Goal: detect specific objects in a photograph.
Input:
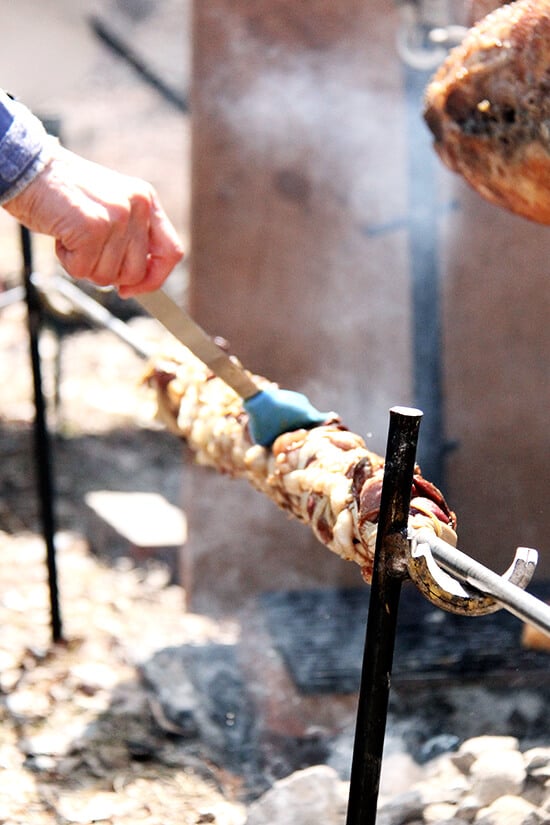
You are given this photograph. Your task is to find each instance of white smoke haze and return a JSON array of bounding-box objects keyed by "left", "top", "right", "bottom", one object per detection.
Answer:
[{"left": 201, "top": 7, "right": 408, "bottom": 229}]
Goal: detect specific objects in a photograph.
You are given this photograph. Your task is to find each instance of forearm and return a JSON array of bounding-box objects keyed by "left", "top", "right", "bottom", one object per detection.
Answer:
[
  {"left": 0, "top": 89, "right": 183, "bottom": 295},
  {"left": 0, "top": 89, "right": 52, "bottom": 205}
]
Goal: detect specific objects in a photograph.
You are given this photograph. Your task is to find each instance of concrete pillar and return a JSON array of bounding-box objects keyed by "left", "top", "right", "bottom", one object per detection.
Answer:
[
  {"left": 184, "top": 0, "right": 550, "bottom": 613},
  {"left": 441, "top": 181, "right": 550, "bottom": 577},
  {"left": 185, "top": 0, "right": 411, "bottom": 612}
]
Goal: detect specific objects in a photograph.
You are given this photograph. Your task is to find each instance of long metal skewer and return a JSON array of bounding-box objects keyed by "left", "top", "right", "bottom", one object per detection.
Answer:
[{"left": 411, "top": 529, "right": 550, "bottom": 636}]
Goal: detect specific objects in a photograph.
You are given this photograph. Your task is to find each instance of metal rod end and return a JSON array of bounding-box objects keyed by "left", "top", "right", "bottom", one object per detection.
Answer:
[{"left": 390, "top": 405, "right": 424, "bottom": 418}]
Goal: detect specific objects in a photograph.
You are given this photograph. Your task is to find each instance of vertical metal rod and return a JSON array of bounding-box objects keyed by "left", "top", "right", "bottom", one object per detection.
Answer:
[
  {"left": 346, "top": 406, "right": 423, "bottom": 825},
  {"left": 21, "top": 226, "right": 63, "bottom": 642}
]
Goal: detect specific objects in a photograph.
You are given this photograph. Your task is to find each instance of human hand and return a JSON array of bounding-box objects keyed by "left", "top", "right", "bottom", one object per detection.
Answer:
[{"left": 3, "top": 140, "right": 184, "bottom": 297}]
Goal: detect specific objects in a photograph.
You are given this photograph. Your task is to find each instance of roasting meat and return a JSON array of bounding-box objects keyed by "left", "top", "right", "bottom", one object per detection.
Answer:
[
  {"left": 424, "top": 0, "right": 550, "bottom": 224},
  {"left": 144, "top": 349, "right": 457, "bottom": 583}
]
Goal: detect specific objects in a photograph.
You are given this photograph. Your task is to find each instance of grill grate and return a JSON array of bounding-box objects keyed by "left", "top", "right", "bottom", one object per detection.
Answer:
[{"left": 261, "top": 583, "right": 550, "bottom": 695}]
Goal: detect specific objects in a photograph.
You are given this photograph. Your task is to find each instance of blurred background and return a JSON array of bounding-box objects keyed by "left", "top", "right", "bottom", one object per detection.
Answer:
[
  {"left": 0, "top": 0, "right": 549, "bottom": 602},
  {"left": 0, "top": 0, "right": 190, "bottom": 279}
]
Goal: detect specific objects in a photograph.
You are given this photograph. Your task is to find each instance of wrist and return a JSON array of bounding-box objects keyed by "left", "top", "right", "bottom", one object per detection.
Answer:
[
  {"left": 0, "top": 97, "right": 56, "bottom": 206},
  {"left": 1, "top": 134, "right": 60, "bottom": 210}
]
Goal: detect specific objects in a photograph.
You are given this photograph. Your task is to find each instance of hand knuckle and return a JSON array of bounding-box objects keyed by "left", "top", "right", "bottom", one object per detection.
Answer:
[
  {"left": 87, "top": 211, "right": 113, "bottom": 239},
  {"left": 131, "top": 189, "right": 154, "bottom": 216}
]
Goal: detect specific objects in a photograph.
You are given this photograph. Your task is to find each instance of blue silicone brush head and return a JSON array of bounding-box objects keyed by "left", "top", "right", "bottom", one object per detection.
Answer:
[{"left": 243, "top": 387, "right": 330, "bottom": 447}]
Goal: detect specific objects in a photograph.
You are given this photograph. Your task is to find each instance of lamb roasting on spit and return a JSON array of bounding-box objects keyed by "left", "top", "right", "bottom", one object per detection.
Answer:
[
  {"left": 145, "top": 349, "right": 457, "bottom": 584},
  {"left": 424, "top": 0, "right": 550, "bottom": 224}
]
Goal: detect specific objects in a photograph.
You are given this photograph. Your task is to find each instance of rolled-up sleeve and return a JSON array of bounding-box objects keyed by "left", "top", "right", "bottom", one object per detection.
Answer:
[{"left": 0, "top": 90, "right": 50, "bottom": 205}]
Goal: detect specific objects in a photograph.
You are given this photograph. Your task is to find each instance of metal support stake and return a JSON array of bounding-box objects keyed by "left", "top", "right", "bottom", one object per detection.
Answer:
[
  {"left": 346, "top": 406, "right": 422, "bottom": 825},
  {"left": 21, "top": 226, "right": 63, "bottom": 642}
]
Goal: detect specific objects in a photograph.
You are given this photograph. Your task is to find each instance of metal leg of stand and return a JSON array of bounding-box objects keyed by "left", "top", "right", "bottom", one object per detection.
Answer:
[
  {"left": 346, "top": 406, "right": 422, "bottom": 825},
  {"left": 21, "top": 226, "right": 63, "bottom": 643}
]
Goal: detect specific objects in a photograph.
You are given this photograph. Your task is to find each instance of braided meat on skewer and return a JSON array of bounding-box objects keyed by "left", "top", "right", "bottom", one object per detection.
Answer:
[
  {"left": 424, "top": 0, "right": 550, "bottom": 224},
  {"left": 145, "top": 350, "right": 457, "bottom": 584}
]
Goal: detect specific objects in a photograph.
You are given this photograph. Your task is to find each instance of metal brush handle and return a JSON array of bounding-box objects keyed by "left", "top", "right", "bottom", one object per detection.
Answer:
[{"left": 136, "top": 290, "right": 260, "bottom": 399}]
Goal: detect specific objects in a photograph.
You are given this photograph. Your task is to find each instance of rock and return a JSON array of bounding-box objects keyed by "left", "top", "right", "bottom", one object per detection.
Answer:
[
  {"left": 376, "top": 790, "right": 426, "bottom": 825},
  {"left": 423, "top": 801, "right": 459, "bottom": 822},
  {"left": 55, "top": 790, "right": 142, "bottom": 823},
  {"left": 379, "top": 751, "right": 424, "bottom": 798},
  {"left": 419, "top": 734, "right": 461, "bottom": 764},
  {"left": 541, "top": 793, "right": 550, "bottom": 817},
  {"left": 435, "top": 820, "right": 472, "bottom": 825},
  {"left": 245, "top": 765, "right": 348, "bottom": 825},
  {"left": 5, "top": 687, "right": 51, "bottom": 721},
  {"left": 474, "top": 794, "right": 543, "bottom": 825},
  {"left": 20, "top": 731, "right": 72, "bottom": 758},
  {"left": 524, "top": 748, "right": 550, "bottom": 782},
  {"left": 413, "top": 774, "right": 470, "bottom": 807},
  {"left": 456, "top": 794, "right": 483, "bottom": 821},
  {"left": 141, "top": 642, "right": 256, "bottom": 768},
  {"left": 69, "top": 661, "right": 120, "bottom": 693},
  {"left": 452, "top": 737, "right": 520, "bottom": 775},
  {"left": 469, "top": 750, "right": 526, "bottom": 807}
]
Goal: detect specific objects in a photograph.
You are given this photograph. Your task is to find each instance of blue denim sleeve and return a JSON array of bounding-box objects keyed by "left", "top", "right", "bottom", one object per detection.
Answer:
[{"left": 0, "top": 90, "right": 49, "bottom": 205}]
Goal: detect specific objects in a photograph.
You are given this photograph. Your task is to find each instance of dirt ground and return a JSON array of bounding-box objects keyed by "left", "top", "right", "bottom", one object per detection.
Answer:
[
  {"left": 0, "top": 3, "right": 252, "bottom": 823},
  {"left": 0, "top": 531, "right": 247, "bottom": 825},
  {"left": 0, "top": 293, "right": 255, "bottom": 824}
]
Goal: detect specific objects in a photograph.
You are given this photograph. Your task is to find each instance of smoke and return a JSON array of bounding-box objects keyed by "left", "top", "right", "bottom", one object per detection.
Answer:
[{"left": 202, "top": 7, "right": 407, "bottom": 225}]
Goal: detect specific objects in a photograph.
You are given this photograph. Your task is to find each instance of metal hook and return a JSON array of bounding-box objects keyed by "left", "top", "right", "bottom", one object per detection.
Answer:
[{"left": 407, "top": 527, "right": 545, "bottom": 629}]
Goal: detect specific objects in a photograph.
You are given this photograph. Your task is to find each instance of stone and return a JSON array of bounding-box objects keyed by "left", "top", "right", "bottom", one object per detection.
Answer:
[
  {"left": 452, "top": 737, "right": 520, "bottom": 775},
  {"left": 425, "top": 754, "right": 468, "bottom": 785},
  {"left": 55, "top": 791, "right": 141, "bottom": 823},
  {"left": 423, "top": 801, "right": 459, "bottom": 822},
  {"left": 141, "top": 642, "right": 256, "bottom": 768},
  {"left": 521, "top": 779, "right": 548, "bottom": 809},
  {"left": 414, "top": 774, "right": 470, "bottom": 807},
  {"left": 437, "top": 820, "right": 472, "bottom": 825},
  {"left": 84, "top": 490, "right": 185, "bottom": 579},
  {"left": 245, "top": 765, "right": 348, "bottom": 825},
  {"left": 524, "top": 748, "right": 550, "bottom": 782},
  {"left": 456, "top": 794, "right": 482, "bottom": 822},
  {"left": 419, "top": 734, "right": 461, "bottom": 763},
  {"left": 474, "top": 794, "right": 543, "bottom": 825},
  {"left": 376, "top": 790, "right": 426, "bottom": 825},
  {"left": 84, "top": 490, "right": 186, "bottom": 549},
  {"left": 379, "top": 751, "right": 424, "bottom": 798},
  {"left": 469, "top": 750, "right": 526, "bottom": 807}
]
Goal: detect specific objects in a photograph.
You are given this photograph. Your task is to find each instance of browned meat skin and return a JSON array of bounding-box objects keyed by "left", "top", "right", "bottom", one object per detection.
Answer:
[
  {"left": 144, "top": 351, "right": 457, "bottom": 584},
  {"left": 424, "top": 0, "right": 550, "bottom": 224}
]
